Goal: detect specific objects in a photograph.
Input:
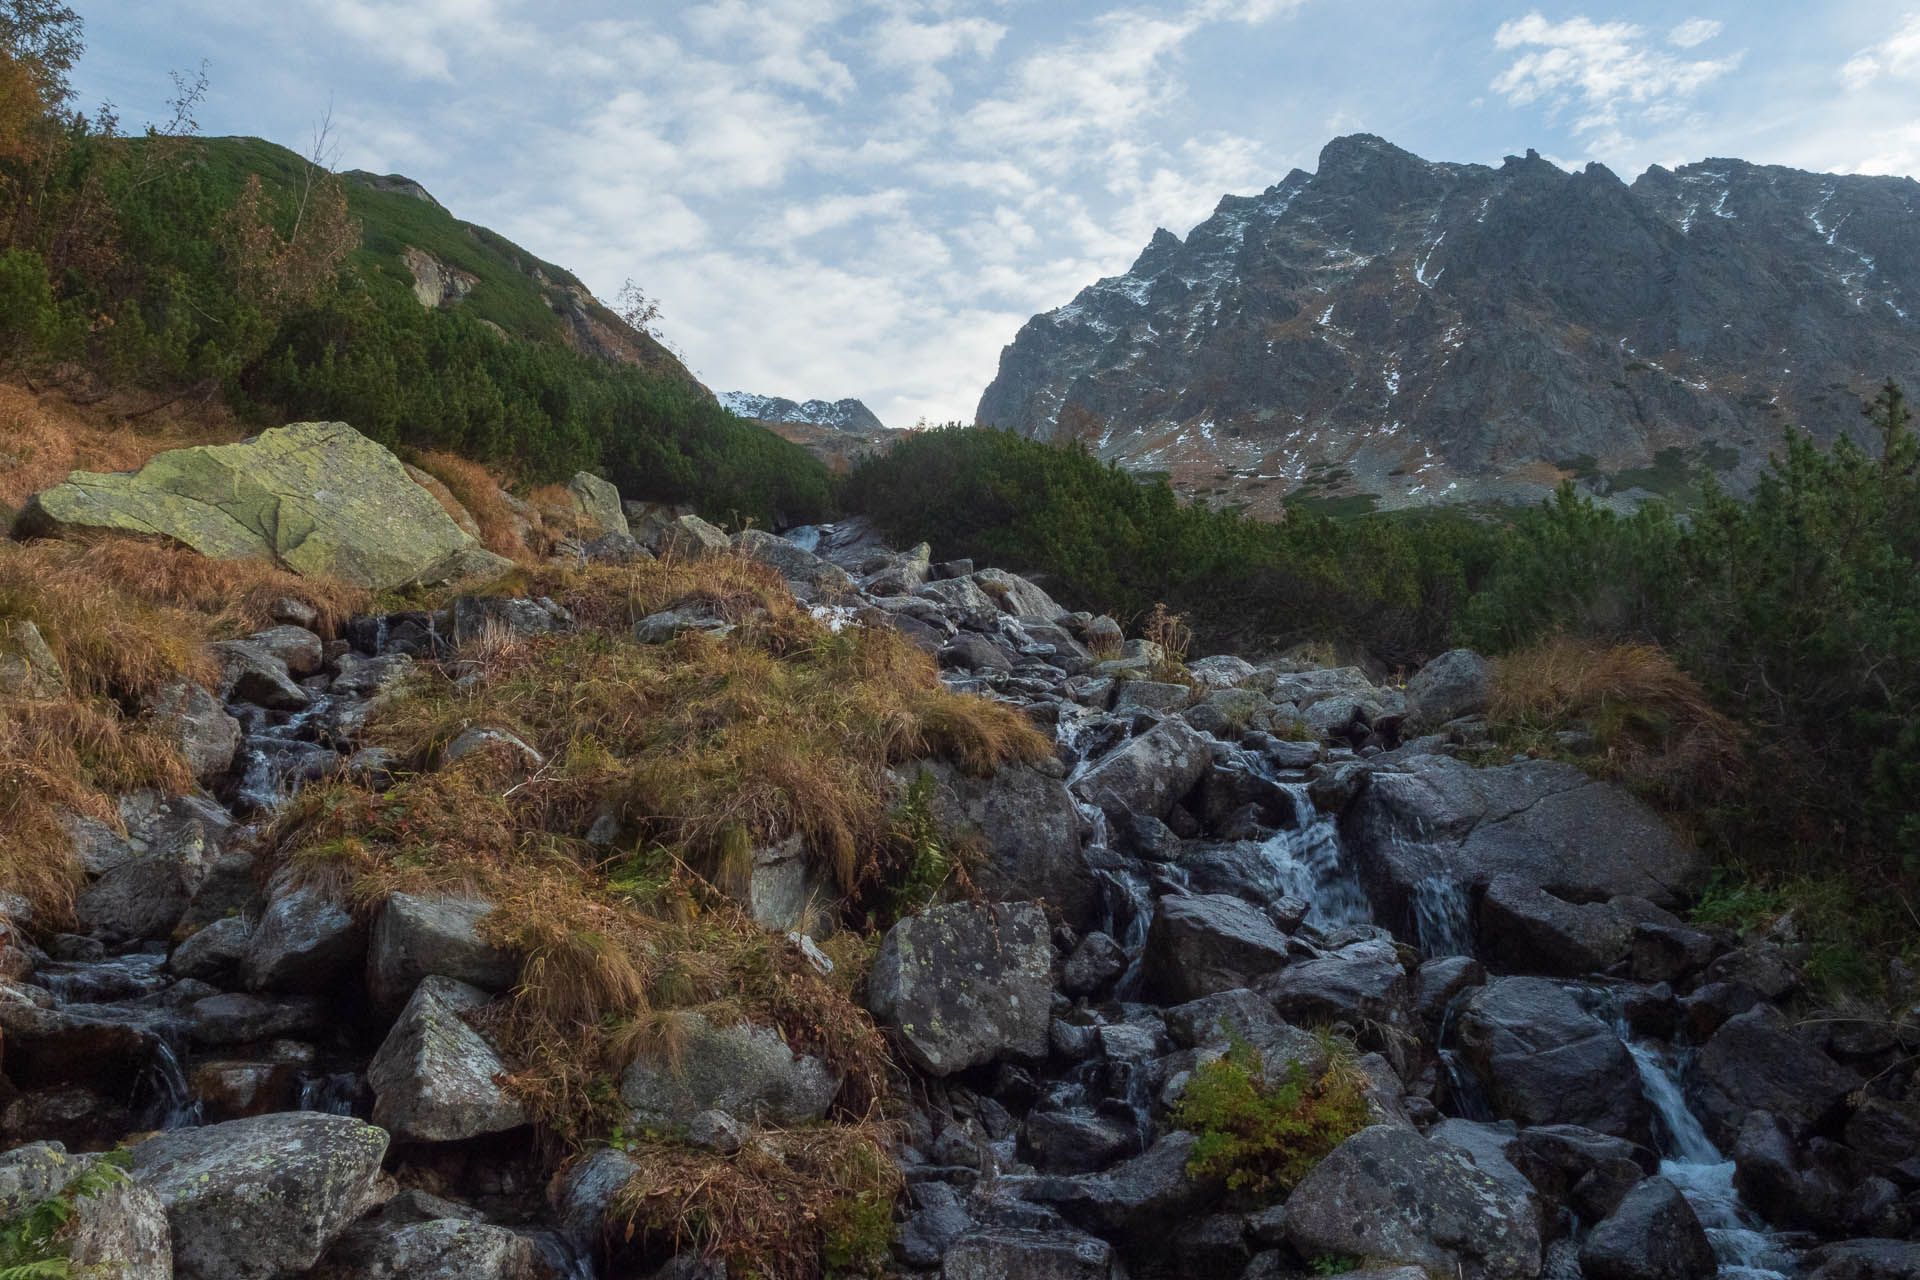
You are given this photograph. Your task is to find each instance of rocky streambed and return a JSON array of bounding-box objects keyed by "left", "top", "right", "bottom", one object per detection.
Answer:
[{"left": 2, "top": 508, "right": 1916, "bottom": 1280}]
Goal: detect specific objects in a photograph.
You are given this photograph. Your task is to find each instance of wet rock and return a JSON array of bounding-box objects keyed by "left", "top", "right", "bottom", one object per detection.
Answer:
[
  {"left": 914, "top": 761, "right": 1097, "bottom": 930},
  {"left": 209, "top": 638, "right": 311, "bottom": 710},
  {"left": 1704, "top": 944, "right": 1801, "bottom": 1001},
  {"left": 1062, "top": 932, "right": 1127, "bottom": 998},
  {"left": 1404, "top": 649, "right": 1491, "bottom": 734},
  {"left": 167, "top": 916, "right": 253, "bottom": 982},
  {"left": 1071, "top": 719, "right": 1211, "bottom": 823},
  {"left": 368, "top": 976, "right": 527, "bottom": 1142},
  {"left": 147, "top": 681, "right": 241, "bottom": 782},
  {"left": 1578, "top": 1176, "right": 1715, "bottom": 1280},
  {"left": 187, "top": 992, "right": 328, "bottom": 1046},
  {"left": 191, "top": 1060, "right": 300, "bottom": 1122},
  {"left": 75, "top": 855, "right": 199, "bottom": 942},
  {"left": 1142, "top": 893, "right": 1292, "bottom": 1003},
  {"left": 941, "top": 1227, "right": 1112, "bottom": 1280},
  {"left": 1262, "top": 938, "right": 1412, "bottom": 1036},
  {"left": 1803, "top": 1239, "right": 1920, "bottom": 1280},
  {"left": 367, "top": 892, "right": 518, "bottom": 1014},
  {"left": 1730, "top": 1110, "right": 1848, "bottom": 1230},
  {"left": 555, "top": 1147, "right": 639, "bottom": 1252},
  {"left": 250, "top": 625, "right": 325, "bottom": 676},
  {"left": 1457, "top": 977, "right": 1651, "bottom": 1144},
  {"left": 1630, "top": 922, "right": 1719, "bottom": 985},
  {"left": 1021, "top": 1109, "right": 1141, "bottom": 1174},
  {"left": 899, "top": 1182, "right": 974, "bottom": 1268},
  {"left": 1844, "top": 1098, "right": 1920, "bottom": 1177},
  {"left": 0, "top": 1000, "right": 157, "bottom": 1094},
  {"left": 2, "top": 1085, "right": 133, "bottom": 1149},
  {"left": 1509, "top": 1124, "right": 1656, "bottom": 1222},
  {"left": 245, "top": 883, "right": 365, "bottom": 994},
  {"left": 1008, "top": 1131, "right": 1219, "bottom": 1241},
  {"left": 315, "top": 1216, "right": 542, "bottom": 1279},
  {"left": 1284, "top": 1125, "right": 1542, "bottom": 1280},
  {"left": 868, "top": 901, "right": 1053, "bottom": 1075},
  {"left": 1692, "top": 1006, "right": 1861, "bottom": 1147},
  {"left": 129, "top": 1111, "right": 388, "bottom": 1280},
  {"left": 1412, "top": 955, "right": 1484, "bottom": 1037},
  {"left": 1476, "top": 876, "right": 1634, "bottom": 976},
  {"left": 619, "top": 1012, "right": 838, "bottom": 1126}
]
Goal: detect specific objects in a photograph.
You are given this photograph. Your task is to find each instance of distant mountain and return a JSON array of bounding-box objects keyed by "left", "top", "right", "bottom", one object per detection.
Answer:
[
  {"left": 718, "top": 393, "right": 889, "bottom": 434},
  {"left": 719, "top": 393, "right": 902, "bottom": 471},
  {"left": 977, "top": 134, "right": 1920, "bottom": 515}
]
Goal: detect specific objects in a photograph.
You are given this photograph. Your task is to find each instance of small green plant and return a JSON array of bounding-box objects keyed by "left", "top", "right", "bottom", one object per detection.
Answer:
[
  {"left": 1689, "top": 870, "right": 1787, "bottom": 933},
  {"left": 1170, "top": 1033, "right": 1370, "bottom": 1199},
  {"left": 878, "top": 770, "right": 951, "bottom": 925},
  {"left": 0, "top": 1150, "right": 132, "bottom": 1279},
  {"left": 1310, "top": 1255, "right": 1361, "bottom": 1276}
]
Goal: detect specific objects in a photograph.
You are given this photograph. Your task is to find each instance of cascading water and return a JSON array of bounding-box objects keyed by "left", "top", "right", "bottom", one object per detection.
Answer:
[
  {"left": 137, "top": 1036, "right": 204, "bottom": 1131},
  {"left": 296, "top": 1071, "right": 360, "bottom": 1116},
  {"left": 1411, "top": 874, "right": 1473, "bottom": 959},
  {"left": 1620, "top": 1032, "right": 1796, "bottom": 1279},
  {"left": 1249, "top": 785, "right": 1372, "bottom": 930}
]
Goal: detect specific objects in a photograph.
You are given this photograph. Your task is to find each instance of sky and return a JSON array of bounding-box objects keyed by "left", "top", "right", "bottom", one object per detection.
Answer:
[{"left": 71, "top": 1, "right": 1920, "bottom": 428}]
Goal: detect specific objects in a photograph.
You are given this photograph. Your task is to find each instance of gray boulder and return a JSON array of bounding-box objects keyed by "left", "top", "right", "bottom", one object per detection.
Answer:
[
  {"left": 146, "top": 681, "right": 241, "bottom": 782},
  {"left": 1344, "top": 755, "right": 1705, "bottom": 939},
  {"left": 368, "top": 976, "right": 528, "bottom": 1142},
  {"left": 366, "top": 892, "right": 518, "bottom": 1013},
  {"left": 1113, "top": 680, "right": 1191, "bottom": 713},
  {"left": 249, "top": 625, "right": 325, "bottom": 676},
  {"left": 971, "top": 568, "right": 1066, "bottom": 620},
  {"left": 209, "top": 639, "right": 312, "bottom": 711},
  {"left": 1404, "top": 649, "right": 1492, "bottom": 732},
  {"left": 1008, "top": 1131, "right": 1219, "bottom": 1240},
  {"left": 245, "top": 884, "right": 365, "bottom": 994},
  {"left": 734, "top": 529, "right": 856, "bottom": 596},
  {"left": 129, "top": 1112, "right": 388, "bottom": 1280},
  {"left": 1142, "top": 894, "right": 1292, "bottom": 1003},
  {"left": 187, "top": 992, "right": 328, "bottom": 1046},
  {"left": 742, "top": 834, "right": 834, "bottom": 934},
  {"left": 1285, "top": 1125, "right": 1542, "bottom": 1280},
  {"left": 939, "top": 631, "right": 1014, "bottom": 672},
  {"left": 1476, "top": 875, "right": 1637, "bottom": 976},
  {"left": 1803, "top": 1240, "right": 1920, "bottom": 1280},
  {"left": 167, "top": 916, "right": 253, "bottom": 983},
  {"left": 1692, "top": 1007, "right": 1861, "bottom": 1148},
  {"left": 565, "top": 472, "right": 629, "bottom": 539},
  {"left": 556, "top": 1147, "right": 639, "bottom": 1252},
  {"left": 315, "top": 1216, "right": 541, "bottom": 1279},
  {"left": 914, "top": 761, "right": 1096, "bottom": 930},
  {"left": 0, "top": 618, "right": 63, "bottom": 697},
  {"left": 619, "top": 1013, "right": 837, "bottom": 1127},
  {"left": 0, "top": 1144, "right": 172, "bottom": 1279},
  {"left": 1187, "top": 654, "right": 1257, "bottom": 689},
  {"left": 1457, "top": 977, "right": 1652, "bottom": 1144},
  {"left": 1071, "top": 719, "right": 1210, "bottom": 822},
  {"left": 1578, "top": 1177, "right": 1715, "bottom": 1280},
  {"left": 1262, "top": 938, "right": 1413, "bottom": 1038},
  {"left": 868, "top": 901, "right": 1053, "bottom": 1075},
  {"left": 1061, "top": 932, "right": 1127, "bottom": 997},
  {"left": 448, "top": 595, "right": 565, "bottom": 644},
  {"left": 942, "top": 1228, "right": 1112, "bottom": 1279},
  {"left": 656, "top": 513, "right": 730, "bottom": 559}
]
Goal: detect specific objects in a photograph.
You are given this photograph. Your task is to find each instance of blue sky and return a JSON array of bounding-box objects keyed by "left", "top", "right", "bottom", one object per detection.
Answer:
[{"left": 74, "top": 1, "right": 1920, "bottom": 427}]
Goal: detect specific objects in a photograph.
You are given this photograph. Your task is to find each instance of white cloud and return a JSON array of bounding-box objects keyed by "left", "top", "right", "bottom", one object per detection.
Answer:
[
  {"left": 1667, "top": 18, "right": 1723, "bottom": 49},
  {"left": 1840, "top": 12, "right": 1920, "bottom": 90},
  {"left": 1491, "top": 12, "right": 1741, "bottom": 157},
  {"left": 868, "top": 13, "right": 1005, "bottom": 67}
]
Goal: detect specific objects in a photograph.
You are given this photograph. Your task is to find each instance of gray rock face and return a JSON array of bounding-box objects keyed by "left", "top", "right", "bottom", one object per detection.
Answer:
[
  {"left": 245, "top": 884, "right": 366, "bottom": 994},
  {"left": 1284, "top": 1125, "right": 1543, "bottom": 1280},
  {"left": 742, "top": 833, "right": 834, "bottom": 934},
  {"left": 1071, "top": 719, "right": 1210, "bottom": 822},
  {"left": 1579, "top": 1177, "right": 1716, "bottom": 1280},
  {"left": 1457, "top": 977, "right": 1652, "bottom": 1144},
  {"left": 1344, "top": 755, "right": 1704, "bottom": 940},
  {"left": 915, "top": 761, "right": 1095, "bottom": 929},
  {"left": 209, "top": 638, "right": 313, "bottom": 711},
  {"left": 366, "top": 892, "right": 518, "bottom": 1013},
  {"left": 368, "top": 976, "right": 527, "bottom": 1142},
  {"left": 976, "top": 136, "right": 1920, "bottom": 516},
  {"left": 942, "top": 1228, "right": 1113, "bottom": 1280},
  {"left": 868, "top": 901, "right": 1053, "bottom": 1075},
  {"left": 1692, "top": 1007, "right": 1862, "bottom": 1147},
  {"left": 619, "top": 1013, "right": 838, "bottom": 1126},
  {"left": 1404, "top": 649, "right": 1492, "bottom": 732},
  {"left": 129, "top": 1111, "right": 388, "bottom": 1280},
  {"left": 1142, "top": 893, "right": 1292, "bottom": 1003}
]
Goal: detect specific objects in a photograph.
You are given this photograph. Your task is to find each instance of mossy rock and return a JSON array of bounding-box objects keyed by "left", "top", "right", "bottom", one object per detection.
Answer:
[{"left": 22, "top": 421, "right": 511, "bottom": 590}]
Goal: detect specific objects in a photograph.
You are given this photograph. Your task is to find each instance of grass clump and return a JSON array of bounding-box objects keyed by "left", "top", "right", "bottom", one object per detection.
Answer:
[
  {"left": 1170, "top": 1032, "right": 1371, "bottom": 1201},
  {"left": 404, "top": 449, "right": 533, "bottom": 562},
  {"left": 1486, "top": 636, "right": 1743, "bottom": 809}
]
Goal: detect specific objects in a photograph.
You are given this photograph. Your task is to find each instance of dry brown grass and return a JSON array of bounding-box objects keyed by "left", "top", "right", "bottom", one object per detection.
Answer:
[
  {"left": 1490, "top": 635, "right": 1745, "bottom": 807},
  {"left": 407, "top": 450, "right": 532, "bottom": 562},
  {"left": 0, "top": 383, "right": 238, "bottom": 509}
]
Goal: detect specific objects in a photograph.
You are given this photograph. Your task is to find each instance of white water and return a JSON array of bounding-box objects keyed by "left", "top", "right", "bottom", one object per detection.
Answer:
[
  {"left": 1621, "top": 1033, "right": 1795, "bottom": 1278},
  {"left": 1411, "top": 874, "right": 1472, "bottom": 958}
]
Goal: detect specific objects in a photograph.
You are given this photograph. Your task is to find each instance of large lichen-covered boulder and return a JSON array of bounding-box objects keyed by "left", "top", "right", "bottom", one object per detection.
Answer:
[
  {"left": 367, "top": 977, "right": 528, "bottom": 1143},
  {"left": 868, "top": 901, "right": 1053, "bottom": 1075},
  {"left": 564, "top": 472, "right": 630, "bottom": 540},
  {"left": 128, "top": 1112, "right": 389, "bottom": 1280},
  {"left": 21, "top": 422, "right": 511, "bottom": 590}
]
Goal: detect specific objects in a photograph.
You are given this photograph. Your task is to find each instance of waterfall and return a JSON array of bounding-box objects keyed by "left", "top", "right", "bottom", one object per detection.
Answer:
[
  {"left": 138, "top": 1036, "right": 204, "bottom": 1131},
  {"left": 296, "top": 1071, "right": 360, "bottom": 1117},
  {"left": 1411, "top": 875, "right": 1472, "bottom": 959},
  {"left": 1252, "top": 788, "right": 1372, "bottom": 930}
]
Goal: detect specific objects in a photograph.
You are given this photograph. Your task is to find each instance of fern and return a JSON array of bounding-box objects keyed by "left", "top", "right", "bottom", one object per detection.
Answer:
[
  {"left": 0, "top": 1151, "right": 132, "bottom": 1280},
  {"left": 1170, "top": 1032, "right": 1370, "bottom": 1200}
]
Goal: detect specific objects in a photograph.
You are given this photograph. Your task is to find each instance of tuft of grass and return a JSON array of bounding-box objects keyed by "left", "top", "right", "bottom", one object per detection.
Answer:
[
  {"left": 1171, "top": 1031, "right": 1372, "bottom": 1201},
  {"left": 606, "top": 1121, "right": 901, "bottom": 1280},
  {"left": 0, "top": 383, "right": 239, "bottom": 509},
  {"left": 406, "top": 449, "right": 532, "bottom": 562},
  {"left": 1141, "top": 602, "right": 1193, "bottom": 682},
  {"left": 1487, "top": 636, "right": 1743, "bottom": 808}
]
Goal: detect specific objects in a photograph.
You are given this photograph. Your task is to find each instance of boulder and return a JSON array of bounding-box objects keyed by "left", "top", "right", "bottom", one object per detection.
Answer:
[
  {"left": 741, "top": 834, "right": 834, "bottom": 934},
  {"left": 941, "top": 1228, "right": 1112, "bottom": 1280},
  {"left": 22, "top": 422, "right": 509, "bottom": 590},
  {"left": 1285, "top": 1125, "right": 1541, "bottom": 1280},
  {"left": 555, "top": 1147, "right": 640, "bottom": 1252},
  {"left": 1113, "top": 680, "right": 1191, "bottom": 713},
  {"left": 315, "top": 1216, "right": 542, "bottom": 1279},
  {"left": 564, "top": 472, "right": 629, "bottom": 539},
  {"left": 442, "top": 726, "right": 543, "bottom": 770},
  {"left": 656, "top": 514, "right": 730, "bottom": 559},
  {"left": 1509, "top": 1124, "right": 1656, "bottom": 1222},
  {"left": 1692, "top": 1007, "right": 1861, "bottom": 1148},
  {"left": 1803, "top": 1239, "right": 1920, "bottom": 1280},
  {"left": 1071, "top": 719, "right": 1210, "bottom": 823},
  {"left": 619, "top": 1013, "right": 837, "bottom": 1127},
  {"left": 187, "top": 992, "right": 328, "bottom": 1046},
  {"left": 971, "top": 568, "right": 1066, "bottom": 620},
  {"left": 0, "top": 1001, "right": 161, "bottom": 1095},
  {"left": 209, "top": 638, "right": 310, "bottom": 711},
  {"left": 249, "top": 625, "right": 325, "bottom": 676},
  {"left": 1343, "top": 755, "right": 1705, "bottom": 939},
  {"left": 75, "top": 841, "right": 204, "bottom": 942},
  {"left": 1021, "top": 1109, "right": 1141, "bottom": 1174},
  {"left": 1578, "top": 1177, "right": 1716, "bottom": 1280},
  {"left": 1475, "top": 875, "right": 1635, "bottom": 976},
  {"left": 167, "top": 915, "right": 253, "bottom": 982},
  {"left": 129, "top": 1112, "right": 388, "bottom": 1280},
  {"left": 899, "top": 1182, "right": 974, "bottom": 1268},
  {"left": 244, "top": 884, "right": 366, "bottom": 994},
  {"left": 632, "top": 604, "right": 736, "bottom": 645},
  {"left": 939, "top": 631, "right": 1013, "bottom": 672},
  {"left": 1187, "top": 654, "right": 1257, "bottom": 689},
  {"left": 868, "top": 901, "right": 1053, "bottom": 1075},
  {"left": 367, "top": 892, "right": 518, "bottom": 1013},
  {"left": 914, "top": 761, "right": 1096, "bottom": 930},
  {"left": 1142, "top": 894, "right": 1292, "bottom": 1003},
  {"left": 1456, "top": 977, "right": 1651, "bottom": 1144},
  {"left": 1008, "top": 1131, "right": 1219, "bottom": 1241},
  {"left": 1413, "top": 955, "right": 1485, "bottom": 1037},
  {"left": 1404, "top": 649, "right": 1491, "bottom": 732},
  {"left": 1061, "top": 932, "right": 1127, "bottom": 998},
  {"left": 368, "top": 976, "right": 527, "bottom": 1142},
  {"left": 146, "top": 681, "right": 241, "bottom": 782},
  {"left": 448, "top": 595, "right": 564, "bottom": 644},
  {"left": 1262, "top": 938, "right": 1413, "bottom": 1037},
  {"left": 734, "top": 529, "right": 856, "bottom": 596}
]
